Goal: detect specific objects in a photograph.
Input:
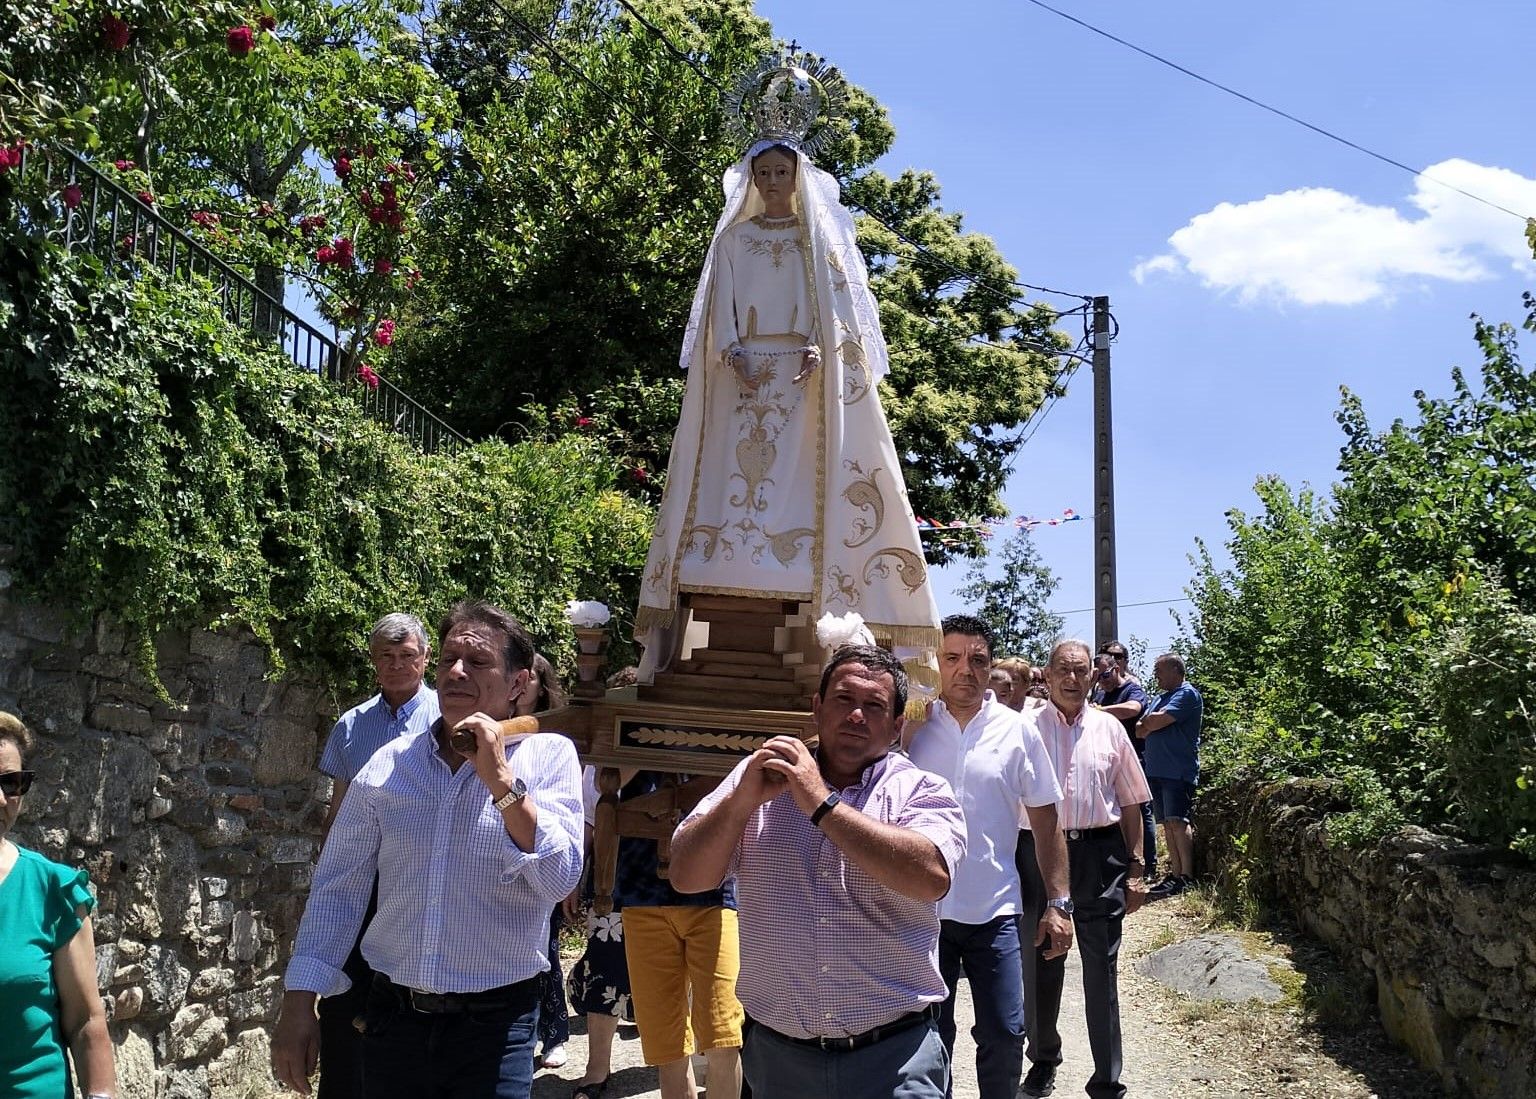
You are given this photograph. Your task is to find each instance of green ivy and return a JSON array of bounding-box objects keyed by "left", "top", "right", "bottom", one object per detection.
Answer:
[{"left": 0, "top": 231, "right": 653, "bottom": 695}]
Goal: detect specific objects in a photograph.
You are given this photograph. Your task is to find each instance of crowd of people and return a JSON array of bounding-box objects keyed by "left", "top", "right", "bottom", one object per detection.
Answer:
[{"left": 0, "top": 599, "right": 1202, "bottom": 1099}]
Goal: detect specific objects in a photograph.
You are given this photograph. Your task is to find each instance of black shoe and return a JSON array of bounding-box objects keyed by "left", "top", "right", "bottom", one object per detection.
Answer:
[
  {"left": 1147, "top": 875, "right": 1188, "bottom": 900},
  {"left": 1020, "top": 1062, "right": 1056, "bottom": 1097}
]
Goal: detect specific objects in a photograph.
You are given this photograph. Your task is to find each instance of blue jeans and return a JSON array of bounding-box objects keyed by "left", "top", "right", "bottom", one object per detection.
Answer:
[
  {"left": 742, "top": 1017, "right": 947, "bottom": 1099},
  {"left": 361, "top": 979, "right": 540, "bottom": 1099},
  {"left": 936, "top": 916, "right": 1025, "bottom": 1099}
]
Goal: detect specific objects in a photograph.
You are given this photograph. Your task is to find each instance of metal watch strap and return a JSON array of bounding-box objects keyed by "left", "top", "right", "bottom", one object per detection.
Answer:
[
  {"left": 811, "top": 790, "right": 842, "bottom": 827},
  {"left": 1047, "top": 895, "right": 1075, "bottom": 917},
  {"left": 492, "top": 778, "right": 527, "bottom": 811}
]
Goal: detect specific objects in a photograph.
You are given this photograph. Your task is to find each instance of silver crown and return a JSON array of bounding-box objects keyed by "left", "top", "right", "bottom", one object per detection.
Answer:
[{"left": 724, "top": 45, "right": 848, "bottom": 159}]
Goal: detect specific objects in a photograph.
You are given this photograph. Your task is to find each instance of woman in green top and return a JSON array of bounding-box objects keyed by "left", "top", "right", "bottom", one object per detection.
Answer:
[{"left": 0, "top": 711, "right": 116, "bottom": 1099}]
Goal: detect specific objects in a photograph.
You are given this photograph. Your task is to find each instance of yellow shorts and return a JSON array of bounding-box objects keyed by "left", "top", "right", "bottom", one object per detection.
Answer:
[{"left": 621, "top": 905, "right": 744, "bottom": 1064}]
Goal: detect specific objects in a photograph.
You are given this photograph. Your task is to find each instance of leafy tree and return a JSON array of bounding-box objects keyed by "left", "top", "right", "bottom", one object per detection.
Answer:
[
  {"left": 953, "top": 528, "right": 1062, "bottom": 663},
  {"left": 389, "top": 0, "right": 1064, "bottom": 548},
  {"left": 1180, "top": 293, "right": 1536, "bottom": 852}
]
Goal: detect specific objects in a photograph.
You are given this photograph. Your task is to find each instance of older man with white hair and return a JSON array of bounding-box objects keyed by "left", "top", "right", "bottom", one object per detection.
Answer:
[{"left": 1017, "top": 640, "right": 1151, "bottom": 1099}]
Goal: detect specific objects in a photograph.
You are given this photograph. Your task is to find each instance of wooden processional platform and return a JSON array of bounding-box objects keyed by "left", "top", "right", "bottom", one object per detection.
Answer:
[{"left": 538, "top": 595, "right": 824, "bottom": 913}]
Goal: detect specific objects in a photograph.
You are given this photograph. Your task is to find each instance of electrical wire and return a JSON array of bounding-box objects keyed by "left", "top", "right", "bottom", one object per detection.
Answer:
[
  {"left": 1021, "top": 0, "right": 1531, "bottom": 223},
  {"left": 1054, "top": 596, "right": 1191, "bottom": 616}
]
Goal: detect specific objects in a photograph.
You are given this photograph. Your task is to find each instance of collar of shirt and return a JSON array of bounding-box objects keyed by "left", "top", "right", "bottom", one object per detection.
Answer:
[{"left": 383, "top": 681, "right": 434, "bottom": 723}]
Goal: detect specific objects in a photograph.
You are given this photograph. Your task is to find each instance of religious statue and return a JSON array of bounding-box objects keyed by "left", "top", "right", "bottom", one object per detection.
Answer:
[{"left": 635, "top": 50, "right": 941, "bottom": 691}]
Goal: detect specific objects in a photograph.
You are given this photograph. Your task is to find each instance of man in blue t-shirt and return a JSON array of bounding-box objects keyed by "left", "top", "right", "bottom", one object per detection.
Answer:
[{"left": 1136, "top": 654, "right": 1203, "bottom": 899}]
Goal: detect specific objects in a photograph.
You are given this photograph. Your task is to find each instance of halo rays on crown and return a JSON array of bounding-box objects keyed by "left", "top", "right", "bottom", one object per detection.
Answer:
[{"left": 724, "top": 45, "right": 849, "bottom": 159}]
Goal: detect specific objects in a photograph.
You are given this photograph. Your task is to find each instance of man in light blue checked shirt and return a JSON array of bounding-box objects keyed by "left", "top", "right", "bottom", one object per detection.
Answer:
[{"left": 272, "top": 601, "right": 584, "bottom": 1099}]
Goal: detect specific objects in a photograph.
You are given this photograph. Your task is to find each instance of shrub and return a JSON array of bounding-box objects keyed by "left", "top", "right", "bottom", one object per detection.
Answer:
[{"left": 0, "top": 234, "right": 652, "bottom": 695}]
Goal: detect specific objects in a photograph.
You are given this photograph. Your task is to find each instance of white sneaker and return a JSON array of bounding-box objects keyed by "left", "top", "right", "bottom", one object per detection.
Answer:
[{"left": 540, "top": 1044, "right": 568, "bottom": 1070}]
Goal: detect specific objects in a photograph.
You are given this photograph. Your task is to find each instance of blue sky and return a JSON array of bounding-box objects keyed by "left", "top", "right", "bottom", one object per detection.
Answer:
[{"left": 753, "top": 0, "right": 1536, "bottom": 658}]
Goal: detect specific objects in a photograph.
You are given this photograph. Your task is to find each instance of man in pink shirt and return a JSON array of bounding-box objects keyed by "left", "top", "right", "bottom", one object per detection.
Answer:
[
  {"left": 1017, "top": 640, "right": 1151, "bottom": 1099},
  {"left": 670, "top": 644, "right": 966, "bottom": 1099}
]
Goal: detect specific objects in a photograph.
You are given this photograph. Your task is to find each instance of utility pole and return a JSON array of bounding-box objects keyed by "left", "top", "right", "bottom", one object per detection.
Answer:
[{"left": 1091, "top": 295, "right": 1118, "bottom": 649}]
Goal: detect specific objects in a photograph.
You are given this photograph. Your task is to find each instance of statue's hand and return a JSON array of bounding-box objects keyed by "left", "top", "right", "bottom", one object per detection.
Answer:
[
  {"left": 792, "top": 345, "right": 821, "bottom": 386},
  {"left": 728, "top": 346, "right": 762, "bottom": 392}
]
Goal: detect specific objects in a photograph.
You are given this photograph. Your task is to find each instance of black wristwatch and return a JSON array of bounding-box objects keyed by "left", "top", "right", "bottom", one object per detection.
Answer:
[{"left": 811, "top": 790, "right": 842, "bottom": 828}]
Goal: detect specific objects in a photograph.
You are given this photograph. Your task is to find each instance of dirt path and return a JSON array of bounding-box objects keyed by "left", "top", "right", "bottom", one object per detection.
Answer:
[{"left": 531, "top": 893, "right": 1444, "bottom": 1099}]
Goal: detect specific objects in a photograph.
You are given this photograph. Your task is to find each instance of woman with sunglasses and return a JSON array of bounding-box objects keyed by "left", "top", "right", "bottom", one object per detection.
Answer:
[{"left": 0, "top": 711, "right": 117, "bottom": 1099}]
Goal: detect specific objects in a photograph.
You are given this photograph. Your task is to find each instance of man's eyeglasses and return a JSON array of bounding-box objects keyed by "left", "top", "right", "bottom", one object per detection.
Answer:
[
  {"left": 1102, "top": 651, "right": 1127, "bottom": 661},
  {"left": 0, "top": 770, "right": 35, "bottom": 797}
]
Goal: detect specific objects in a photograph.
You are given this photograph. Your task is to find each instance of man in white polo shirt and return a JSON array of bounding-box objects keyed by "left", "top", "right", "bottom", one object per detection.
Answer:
[{"left": 906, "top": 615, "right": 1072, "bottom": 1099}]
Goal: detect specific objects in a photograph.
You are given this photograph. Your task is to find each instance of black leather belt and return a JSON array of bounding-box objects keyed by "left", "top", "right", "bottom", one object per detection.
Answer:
[
  {"left": 755, "top": 1004, "right": 937, "bottom": 1052},
  {"left": 379, "top": 975, "right": 538, "bottom": 1015},
  {"left": 1064, "top": 824, "right": 1120, "bottom": 841}
]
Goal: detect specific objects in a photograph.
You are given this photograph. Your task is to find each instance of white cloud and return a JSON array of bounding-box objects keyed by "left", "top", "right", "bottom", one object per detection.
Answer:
[{"left": 1132, "top": 159, "right": 1536, "bottom": 306}]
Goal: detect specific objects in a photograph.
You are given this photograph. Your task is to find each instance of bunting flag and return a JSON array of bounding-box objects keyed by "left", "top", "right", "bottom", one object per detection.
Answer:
[{"left": 912, "top": 508, "right": 1082, "bottom": 540}]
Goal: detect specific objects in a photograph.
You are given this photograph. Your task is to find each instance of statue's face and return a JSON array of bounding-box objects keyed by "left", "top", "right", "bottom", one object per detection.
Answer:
[{"left": 751, "top": 148, "right": 797, "bottom": 208}]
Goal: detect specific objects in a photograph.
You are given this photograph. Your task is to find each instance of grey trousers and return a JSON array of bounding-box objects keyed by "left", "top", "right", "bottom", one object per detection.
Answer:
[
  {"left": 741, "top": 1017, "right": 948, "bottom": 1099},
  {"left": 1017, "top": 827, "right": 1129, "bottom": 1099}
]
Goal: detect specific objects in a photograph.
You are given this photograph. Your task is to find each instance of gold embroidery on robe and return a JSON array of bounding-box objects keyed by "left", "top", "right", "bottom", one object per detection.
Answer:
[
  {"left": 862, "top": 547, "right": 928, "bottom": 594},
  {"left": 841, "top": 462, "right": 886, "bottom": 549}
]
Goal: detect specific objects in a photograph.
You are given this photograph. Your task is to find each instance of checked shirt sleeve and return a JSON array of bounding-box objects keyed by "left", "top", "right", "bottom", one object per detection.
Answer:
[
  {"left": 498, "top": 734, "right": 584, "bottom": 903},
  {"left": 285, "top": 779, "right": 382, "bottom": 997},
  {"left": 892, "top": 769, "right": 968, "bottom": 885}
]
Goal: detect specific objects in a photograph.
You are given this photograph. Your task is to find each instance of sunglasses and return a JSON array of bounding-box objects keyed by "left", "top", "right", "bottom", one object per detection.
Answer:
[{"left": 0, "top": 770, "right": 35, "bottom": 797}]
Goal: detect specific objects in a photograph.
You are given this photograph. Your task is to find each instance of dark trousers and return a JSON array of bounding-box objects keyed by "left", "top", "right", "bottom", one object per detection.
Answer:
[
  {"left": 1016, "top": 828, "right": 1128, "bottom": 1099},
  {"left": 1138, "top": 799, "right": 1157, "bottom": 881},
  {"left": 741, "top": 1017, "right": 947, "bottom": 1099},
  {"left": 937, "top": 915, "right": 1025, "bottom": 1099},
  {"left": 318, "top": 886, "right": 378, "bottom": 1099},
  {"left": 361, "top": 977, "right": 541, "bottom": 1099},
  {"left": 538, "top": 907, "right": 570, "bottom": 1050}
]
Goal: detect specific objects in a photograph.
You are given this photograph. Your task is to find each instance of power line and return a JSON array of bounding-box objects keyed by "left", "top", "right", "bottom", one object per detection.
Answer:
[
  {"left": 1054, "top": 596, "right": 1191, "bottom": 616},
  {"left": 1021, "top": 0, "right": 1531, "bottom": 223}
]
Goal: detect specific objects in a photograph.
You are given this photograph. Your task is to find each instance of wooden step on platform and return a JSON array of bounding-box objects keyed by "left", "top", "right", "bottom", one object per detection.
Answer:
[
  {"left": 686, "top": 594, "right": 803, "bottom": 615},
  {"left": 689, "top": 648, "right": 791, "bottom": 668},
  {"left": 675, "top": 659, "right": 797, "bottom": 681},
  {"left": 642, "top": 676, "right": 811, "bottom": 711}
]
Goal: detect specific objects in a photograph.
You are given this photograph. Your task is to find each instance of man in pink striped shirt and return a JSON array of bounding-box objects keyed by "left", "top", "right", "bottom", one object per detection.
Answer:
[
  {"left": 671, "top": 644, "right": 966, "bottom": 1099},
  {"left": 1017, "top": 640, "right": 1151, "bottom": 1099}
]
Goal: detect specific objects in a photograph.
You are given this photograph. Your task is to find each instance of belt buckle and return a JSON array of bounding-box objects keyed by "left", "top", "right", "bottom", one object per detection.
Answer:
[
  {"left": 1066, "top": 828, "right": 1083, "bottom": 840},
  {"left": 818, "top": 1034, "right": 855, "bottom": 1052}
]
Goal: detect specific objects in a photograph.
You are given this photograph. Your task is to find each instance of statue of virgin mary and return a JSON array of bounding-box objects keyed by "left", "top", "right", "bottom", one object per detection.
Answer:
[{"left": 634, "top": 54, "right": 941, "bottom": 688}]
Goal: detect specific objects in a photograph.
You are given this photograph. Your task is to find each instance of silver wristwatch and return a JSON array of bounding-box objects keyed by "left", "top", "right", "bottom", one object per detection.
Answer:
[
  {"left": 492, "top": 778, "right": 528, "bottom": 811},
  {"left": 1047, "top": 895, "right": 1075, "bottom": 917}
]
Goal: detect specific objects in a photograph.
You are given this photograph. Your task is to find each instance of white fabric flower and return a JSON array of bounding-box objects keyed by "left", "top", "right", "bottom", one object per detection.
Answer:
[
  {"left": 566, "top": 600, "right": 611, "bottom": 628},
  {"left": 816, "top": 611, "right": 875, "bottom": 651}
]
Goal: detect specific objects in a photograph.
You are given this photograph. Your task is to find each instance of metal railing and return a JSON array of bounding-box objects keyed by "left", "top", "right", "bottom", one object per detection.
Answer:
[{"left": 9, "top": 145, "right": 466, "bottom": 455}]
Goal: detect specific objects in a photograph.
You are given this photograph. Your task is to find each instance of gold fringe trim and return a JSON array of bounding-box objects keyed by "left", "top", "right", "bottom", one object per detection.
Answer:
[
  {"left": 634, "top": 605, "right": 676, "bottom": 632},
  {"left": 865, "top": 623, "right": 944, "bottom": 650}
]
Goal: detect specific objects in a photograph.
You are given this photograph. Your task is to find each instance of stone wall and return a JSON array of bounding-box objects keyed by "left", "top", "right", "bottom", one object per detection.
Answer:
[
  {"left": 1199, "top": 776, "right": 1536, "bottom": 1098},
  {"left": 0, "top": 561, "right": 340, "bottom": 1098}
]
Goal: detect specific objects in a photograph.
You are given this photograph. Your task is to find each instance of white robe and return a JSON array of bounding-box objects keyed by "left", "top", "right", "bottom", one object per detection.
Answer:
[{"left": 635, "top": 150, "right": 941, "bottom": 688}]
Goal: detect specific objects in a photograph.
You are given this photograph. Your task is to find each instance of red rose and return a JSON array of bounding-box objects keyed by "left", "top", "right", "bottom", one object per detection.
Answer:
[
  {"left": 136, "top": 190, "right": 154, "bottom": 207},
  {"left": 258, "top": 14, "right": 277, "bottom": 31},
  {"left": 62, "top": 183, "right": 83, "bottom": 209},
  {"left": 0, "top": 147, "right": 16, "bottom": 173},
  {"left": 334, "top": 156, "right": 352, "bottom": 178},
  {"left": 374, "top": 259, "right": 393, "bottom": 276},
  {"left": 357, "top": 364, "right": 381, "bottom": 390},
  {"left": 113, "top": 159, "right": 134, "bottom": 172},
  {"left": 227, "top": 25, "right": 255, "bottom": 56},
  {"left": 575, "top": 416, "right": 593, "bottom": 428},
  {"left": 631, "top": 467, "right": 650, "bottom": 483},
  {"left": 101, "top": 14, "right": 132, "bottom": 50},
  {"left": 191, "top": 211, "right": 221, "bottom": 228},
  {"left": 374, "top": 319, "right": 396, "bottom": 346}
]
